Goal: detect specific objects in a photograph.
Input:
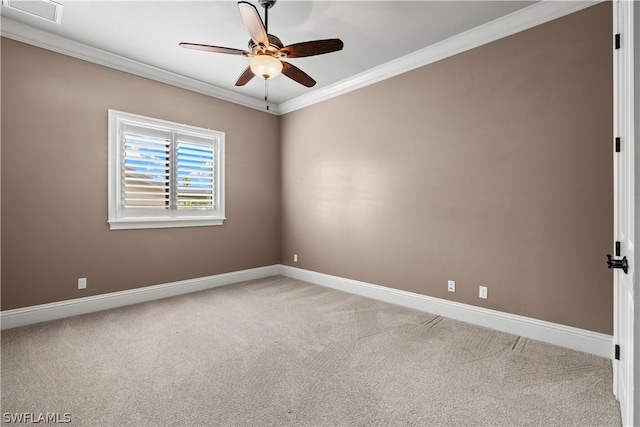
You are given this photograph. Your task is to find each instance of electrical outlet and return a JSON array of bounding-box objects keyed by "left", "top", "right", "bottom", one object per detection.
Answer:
[
  {"left": 447, "top": 280, "right": 456, "bottom": 292},
  {"left": 479, "top": 285, "right": 488, "bottom": 299},
  {"left": 78, "top": 277, "right": 87, "bottom": 290},
  {"left": 293, "top": 254, "right": 298, "bottom": 263}
]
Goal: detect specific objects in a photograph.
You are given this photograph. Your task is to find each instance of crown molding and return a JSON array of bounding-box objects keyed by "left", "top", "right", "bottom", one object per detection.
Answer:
[
  {"left": 2, "top": 1, "right": 601, "bottom": 116},
  {"left": 0, "top": 16, "right": 280, "bottom": 115},
  {"left": 278, "top": 0, "right": 603, "bottom": 115}
]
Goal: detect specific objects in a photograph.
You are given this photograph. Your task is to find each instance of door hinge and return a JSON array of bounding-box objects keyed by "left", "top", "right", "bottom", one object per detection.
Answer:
[
  {"left": 615, "top": 241, "right": 621, "bottom": 257},
  {"left": 615, "top": 137, "right": 621, "bottom": 153},
  {"left": 615, "top": 33, "right": 621, "bottom": 50},
  {"left": 615, "top": 344, "right": 620, "bottom": 360}
]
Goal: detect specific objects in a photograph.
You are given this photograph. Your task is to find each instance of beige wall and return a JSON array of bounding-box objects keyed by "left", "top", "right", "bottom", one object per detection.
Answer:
[
  {"left": 280, "top": 3, "right": 613, "bottom": 334},
  {"left": 1, "top": 38, "right": 281, "bottom": 310}
]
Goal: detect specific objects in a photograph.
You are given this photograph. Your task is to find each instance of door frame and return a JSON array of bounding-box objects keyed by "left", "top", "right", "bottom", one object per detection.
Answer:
[{"left": 613, "top": 1, "right": 636, "bottom": 426}]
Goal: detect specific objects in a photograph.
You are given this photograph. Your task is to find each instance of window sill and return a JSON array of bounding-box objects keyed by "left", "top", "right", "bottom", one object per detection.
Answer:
[{"left": 108, "top": 217, "right": 225, "bottom": 230}]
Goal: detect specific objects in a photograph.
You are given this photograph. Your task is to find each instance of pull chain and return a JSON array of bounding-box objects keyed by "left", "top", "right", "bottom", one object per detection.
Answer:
[{"left": 265, "top": 79, "right": 269, "bottom": 111}]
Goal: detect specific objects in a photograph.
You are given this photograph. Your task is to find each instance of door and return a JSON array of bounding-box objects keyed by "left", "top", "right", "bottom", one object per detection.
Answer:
[{"left": 612, "top": 1, "right": 635, "bottom": 426}]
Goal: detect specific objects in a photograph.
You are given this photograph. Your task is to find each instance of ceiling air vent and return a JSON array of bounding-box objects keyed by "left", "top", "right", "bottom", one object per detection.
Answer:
[{"left": 2, "top": 0, "right": 63, "bottom": 24}]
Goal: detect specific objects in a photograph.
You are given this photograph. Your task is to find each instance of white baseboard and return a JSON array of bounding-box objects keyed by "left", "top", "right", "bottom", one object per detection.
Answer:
[
  {"left": 0, "top": 265, "right": 279, "bottom": 330},
  {"left": 278, "top": 265, "right": 613, "bottom": 359},
  {"left": 1, "top": 264, "right": 613, "bottom": 360}
]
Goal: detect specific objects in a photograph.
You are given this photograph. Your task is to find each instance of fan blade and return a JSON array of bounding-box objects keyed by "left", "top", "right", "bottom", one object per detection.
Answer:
[
  {"left": 179, "top": 42, "right": 249, "bottom": 56},
  {"left": 238, "top": 1, "right": 269, "bottom": 47},
  {"left": 280, "top": 39, "right": 344, "bottom": 58},
  {"left": 235, "top": 66, "right": 255, "bottom": 86},
  {"left": 281, "top": 61, "right": 316, "bottom": 87}
]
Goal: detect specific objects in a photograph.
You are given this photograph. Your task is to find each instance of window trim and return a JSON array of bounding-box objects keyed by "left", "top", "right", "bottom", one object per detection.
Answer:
[{"left": 108, "top": 110, "right": 225, "bottom": 230}]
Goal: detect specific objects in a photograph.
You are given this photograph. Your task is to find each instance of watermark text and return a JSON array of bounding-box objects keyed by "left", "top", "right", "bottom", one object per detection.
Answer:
[{"left": 3, "top": 412, "right": 71, "bottom": 424}]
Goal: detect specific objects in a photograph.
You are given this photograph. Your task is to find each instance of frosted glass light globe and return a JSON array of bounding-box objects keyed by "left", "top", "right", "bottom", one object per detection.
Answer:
[{"left": 250, "top": 55, "right": 283, "bottom": 80}]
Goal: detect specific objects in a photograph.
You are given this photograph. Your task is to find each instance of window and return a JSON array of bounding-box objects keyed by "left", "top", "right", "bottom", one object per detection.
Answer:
[{"left": 108, "top": 110, "right": 225, "bottom": 230}]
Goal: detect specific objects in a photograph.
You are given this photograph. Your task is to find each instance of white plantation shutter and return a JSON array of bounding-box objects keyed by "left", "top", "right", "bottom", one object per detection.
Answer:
[
  {"left": 108, "top": 110, "right": 225, "bottom": 230},
  {"left": 122, "top": 127, "right": 171, "bottom": 209},
  {"left": 176, "top": 139, "right": 215, "bottom": 210}
]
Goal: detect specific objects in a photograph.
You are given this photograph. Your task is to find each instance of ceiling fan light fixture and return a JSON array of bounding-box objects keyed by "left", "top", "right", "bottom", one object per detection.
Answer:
[
  {"left": 250, "top": 54, "right": 282, "bottom": 80},
  {"left": 182, "top": 0, "right": 343, "bottom": 89}
]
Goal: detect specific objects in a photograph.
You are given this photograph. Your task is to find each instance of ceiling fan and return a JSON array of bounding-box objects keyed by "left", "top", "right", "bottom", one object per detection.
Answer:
[{"left": 179, "top": 0, "right": 344, "bottom": 88}]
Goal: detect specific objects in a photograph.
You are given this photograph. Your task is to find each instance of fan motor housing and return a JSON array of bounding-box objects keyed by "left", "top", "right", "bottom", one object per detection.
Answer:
[{"left": 248, "top": 34, "right": 283, "bottom": 54}]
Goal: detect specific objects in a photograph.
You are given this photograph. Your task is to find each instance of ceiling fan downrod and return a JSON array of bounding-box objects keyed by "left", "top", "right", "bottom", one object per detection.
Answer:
[
  {"left": 259, "top": 0, "right": 276, "bottom": 111},
  {"left": 259, "top": 0, "right": 276, "bottom": 33}
]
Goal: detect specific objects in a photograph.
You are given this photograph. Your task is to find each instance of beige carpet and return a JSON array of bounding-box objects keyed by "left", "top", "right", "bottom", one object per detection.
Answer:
[{"left": 1, "top": 275, "right": 621, "bottom": 426}]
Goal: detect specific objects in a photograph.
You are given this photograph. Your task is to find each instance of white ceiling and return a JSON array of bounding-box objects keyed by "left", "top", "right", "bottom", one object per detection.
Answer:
[{"left": 2, "top": 1, "right": 550, "bottom": 110}]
